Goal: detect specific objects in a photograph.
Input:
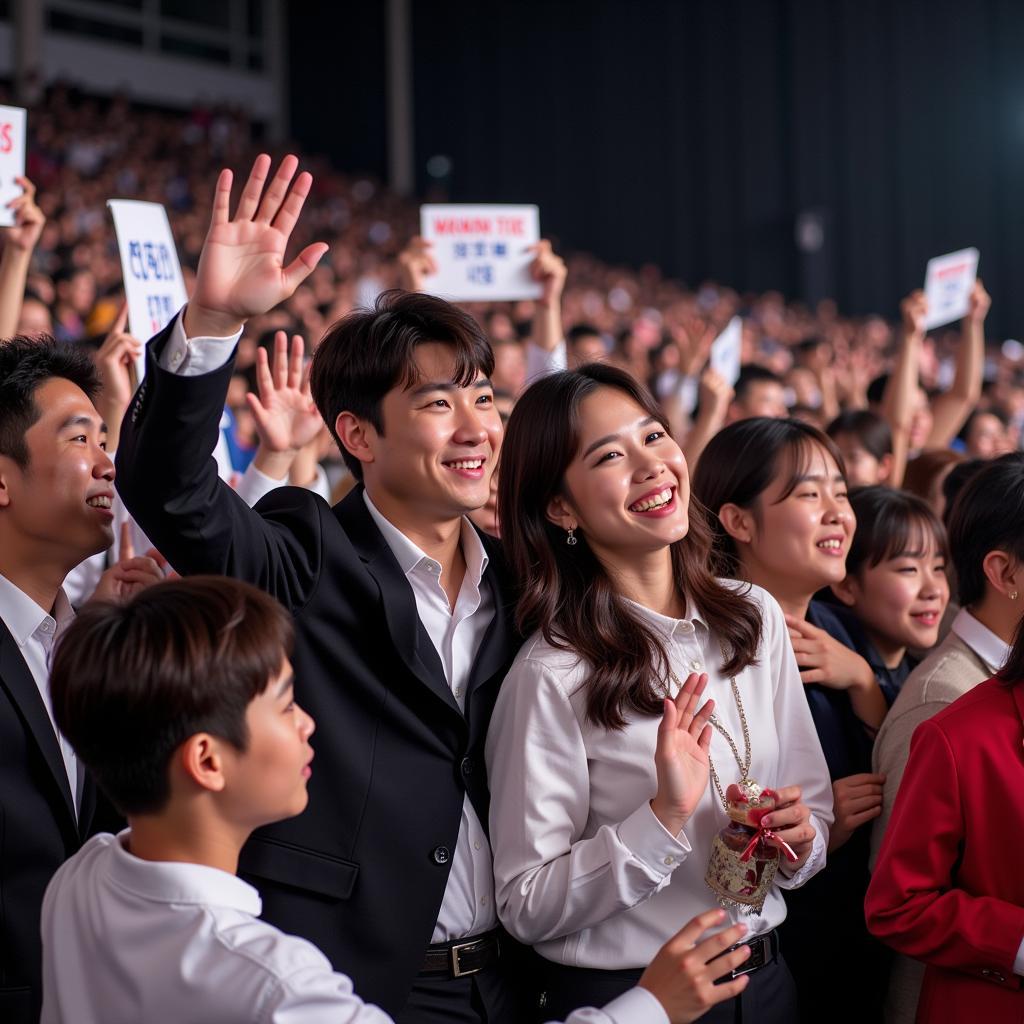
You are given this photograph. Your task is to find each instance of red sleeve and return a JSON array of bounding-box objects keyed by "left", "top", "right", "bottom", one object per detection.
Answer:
[{"left": 865, "top": 718, "right": 1024, "bottom": 979}]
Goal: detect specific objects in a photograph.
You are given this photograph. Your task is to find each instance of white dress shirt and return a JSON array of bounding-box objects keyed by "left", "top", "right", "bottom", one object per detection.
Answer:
[
  {"left": 40, "top": 832, "right": 667, "bottom": 1024},
  {"left": 363, "top": 492, "right": 498, "bottom": 941},
  {"left": 0, "top": 573, "right": 78, "bottom": 813},
  {"left": 486, "top": 582, "right": 833, "bottom": 969},
  {"left": 949, "top": 607, "right": 1012, "bottom": 674}
]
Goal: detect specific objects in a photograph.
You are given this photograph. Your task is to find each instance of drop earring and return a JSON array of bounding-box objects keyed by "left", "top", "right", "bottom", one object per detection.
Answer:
[{"left": 566, "top": 526, "right": 577, "bottom": 546}]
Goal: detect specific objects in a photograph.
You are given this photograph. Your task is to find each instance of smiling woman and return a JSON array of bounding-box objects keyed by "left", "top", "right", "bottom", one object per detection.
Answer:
[{"left": 487, "top": 366, "right": 833, "bottom": 1023}]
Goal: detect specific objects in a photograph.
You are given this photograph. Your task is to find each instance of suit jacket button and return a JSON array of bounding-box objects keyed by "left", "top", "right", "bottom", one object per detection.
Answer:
[
  {"left": 432, "top": 846, "right": 450, "bottom": 865},
  {"left": 460, "top": 756, "right": 474, "bottom": 776}
]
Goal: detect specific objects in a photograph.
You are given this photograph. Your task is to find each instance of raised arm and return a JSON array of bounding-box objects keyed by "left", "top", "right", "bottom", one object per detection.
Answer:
[
  {"left": 115, "top": 155, "right": 328, "bottom": 605},
  {"left": 881, "top": 291, "right": 926, "bottom": 485},
  {"left": 926, "top": 279, "right": 989, "bottom": 449},
  {"left": 0, "top": 176, "right": 45, "bottom": 339}
]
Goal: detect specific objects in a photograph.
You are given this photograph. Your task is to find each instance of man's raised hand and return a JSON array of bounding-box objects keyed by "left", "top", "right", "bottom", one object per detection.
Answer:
[{"left": 185, "top": 154, "right": 328, "bottom": 339}]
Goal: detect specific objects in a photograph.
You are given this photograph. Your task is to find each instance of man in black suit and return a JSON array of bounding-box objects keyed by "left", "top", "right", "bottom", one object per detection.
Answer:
[
  {"left": 116, "top": 154, "right": 563, "bottom": 1022},
  {"left": 0, "top": 337, "right": 162, "bottom": 1021}
]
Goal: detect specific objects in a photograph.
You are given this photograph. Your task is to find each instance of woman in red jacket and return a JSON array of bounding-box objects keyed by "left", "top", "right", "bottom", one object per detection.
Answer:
[{"left": 865, "top": 621, "right": 1024, "bottom": 1022}]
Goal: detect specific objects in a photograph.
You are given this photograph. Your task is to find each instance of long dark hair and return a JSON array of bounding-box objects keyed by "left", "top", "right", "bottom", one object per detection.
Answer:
[
  {"left": 499, "top": 364, "right": 762, "bottom": 731},
  {"left": 691, "top": 417, "right": 848, "bottom": 578}
]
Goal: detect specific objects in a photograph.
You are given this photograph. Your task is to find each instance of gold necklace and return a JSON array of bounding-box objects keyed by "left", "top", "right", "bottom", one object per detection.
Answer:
[{"left": 668, "top": 669, "right": 751, "bottom": 812}]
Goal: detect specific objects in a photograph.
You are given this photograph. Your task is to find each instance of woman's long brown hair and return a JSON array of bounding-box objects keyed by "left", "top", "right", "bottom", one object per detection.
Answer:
[{"left": 498, "top": 364, "right": 762, "bottom": 731}]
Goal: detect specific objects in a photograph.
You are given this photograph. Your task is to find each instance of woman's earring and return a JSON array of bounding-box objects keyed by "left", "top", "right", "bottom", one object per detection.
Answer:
[
  {"left": 566, "top": 526, "right": 578, "bottom": 547},
  {"left": 1010, "top": 591, "right": 1019, "bottom": 601}
]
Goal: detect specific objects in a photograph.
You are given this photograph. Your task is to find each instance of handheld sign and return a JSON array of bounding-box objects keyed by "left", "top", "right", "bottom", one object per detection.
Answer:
[
  {"left": 420, "top": 204, "right": 542, "bottom": 302},
  {"left": 107, "top": 200, "right": 188, "bottom": 381},
  {"left": 709, "top": 316, "right": 743, "bottom": 387},
  {"left": 0, "top": 105, "right": 27, "bottom": 228},
  {"left": 923, "top": 247, "right": 979, "bottom": 330}
]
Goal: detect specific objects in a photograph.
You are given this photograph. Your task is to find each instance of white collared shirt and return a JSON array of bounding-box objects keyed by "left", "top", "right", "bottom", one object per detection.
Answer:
[
  {"left": 363, "top": 492, "right": 498, "bottom": 941},
  {"left": 486, "top": 582, "right": 833, "bottom": 970},
  {"left": 950, "top": 607, "right": 1012, "bottom": 673},
  {"left": 41, "top": 832, "right": 667, "bottom": 1024},
  {"left": 0, "top": 572, "right": 78, "bottom": 814}
]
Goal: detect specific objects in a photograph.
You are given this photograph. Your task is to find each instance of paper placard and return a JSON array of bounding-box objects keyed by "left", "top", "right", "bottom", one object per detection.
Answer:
[
  {"left": 0, "top": 105, "right": 27, "bottom": 228},
  {"left": 709, "top": 316, "right": 743, "bottom": 386},
  {"left": 923, "top": 247, "right": 979, "bottom": 330},
  {"left": 108, "top": 200, "right": 188, "bottom": 380},
  {"left": 420, "top": 204, "right": 542, "bottom": 301}
]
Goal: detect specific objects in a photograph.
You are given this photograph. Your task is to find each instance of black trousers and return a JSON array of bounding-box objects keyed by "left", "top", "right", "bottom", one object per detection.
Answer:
[
  {"left": 532, "top": 953, "right": 799, "bottom": 1024},
  {"left": 396, "top": 961, "right": 521, "bottom": 1024}
]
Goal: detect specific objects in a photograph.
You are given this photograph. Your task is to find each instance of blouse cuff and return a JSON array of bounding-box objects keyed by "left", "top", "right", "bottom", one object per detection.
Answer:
[{"left": 616, "top": 802, "right": 691, "bottom": 880}]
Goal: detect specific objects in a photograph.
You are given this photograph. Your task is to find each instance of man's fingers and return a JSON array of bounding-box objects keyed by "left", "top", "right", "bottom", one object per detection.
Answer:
[
  {"left": 841, "top": 793, "right": 884, "bottom": 815},
  {"left": 271, "top": 170, "right": 314, "bottom": 238},
  {"left": 839, "top": 772, "right": 886, "bottom": 787},
  {"left": 112, "top": 301, "right": 129, "bottom": 335},
  {"left": 234, "top": 154, "right": 272, "bottom": 221},
  {"left": 256, "top": 154, "right": 300, "bottom": 224},
  {"left": 846, "top": 805, "right": 883, "bottom": 829},
  {"left": 245, "top": 391, "right": 268, "bottom": 422},
  {"left": 282, "top": 243, "right": 329, "bottom": 294},
  {"left": 210, "top": 168, "right": 233, "bottom": 227},
  {"left": 255, "top": 346, "right": 274, "bottom": 399},
  {"left": 289, "top": 334, "right": 306, "bottom": 390},
  {"left": 273, "top": 330, "right": 289, "bottom": 386},
  {"left": 799, "top": 669, "right": 826, "bottom": 685},
  {"left": 665, "top": 908, "right": 729, "bottom": 951},
  {"left": 119, "top": 521, "right": 134, "bottom": 561}
]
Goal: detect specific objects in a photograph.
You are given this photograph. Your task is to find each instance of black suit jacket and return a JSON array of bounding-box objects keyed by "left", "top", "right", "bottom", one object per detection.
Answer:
[
  {"left": 116, "top": 325, "right": 523, "bottom": 1013},
  {"left": 0, "top": 619, "right": 98, "bottom": 1023}
]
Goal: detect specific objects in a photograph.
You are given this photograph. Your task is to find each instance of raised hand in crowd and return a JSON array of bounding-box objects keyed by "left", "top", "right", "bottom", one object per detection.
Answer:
[
  {"left": 828, "top": 771, "right": 885, "bottom": 854},
  {"left": 528, "top": 239, "right": 568, "bottom": 353},
  {"left": 0, "top": 175, "right": 45, "bottom": 339},
  {"left": 396, "top": 234, "right": 437, "bottom": 292},
  {"left": 785, "top": 613, "right": 887, "bottom": 730},
  {"left": 184, "top": 153, "right": 328, "bottom": 339},
  {"left": 650, "top": 672, "right": 714, "bottom": 836},
  {"left": 91, "top": 522, "right": 165, "bottom": 603},
  {"left": 671, "top": 314, "right": 717, "bottom": 380},
  {"left": 93, "top": 303, "right": 142, "bottom": 453},
  {"left": 637, "top": 909, "right": 752, "bottom": 1022},
  {"left": 682, "top": 366, "right": 733, "bottom": 468},
  {"left": 247, "top": 330, "right": 323, "bottom": 481}
]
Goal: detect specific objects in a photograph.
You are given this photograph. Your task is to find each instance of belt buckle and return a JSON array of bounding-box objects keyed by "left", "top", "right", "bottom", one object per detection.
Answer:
[
  {"left": 730, "top": 935, "right": 769, "bottom": 979},
  {"left": 450, "top": 938, "right": 486, "bottom": 978}
]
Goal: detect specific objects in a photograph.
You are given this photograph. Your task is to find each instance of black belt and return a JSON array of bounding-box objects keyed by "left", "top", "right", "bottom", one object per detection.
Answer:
[
  {"left": 711, "top": 928, "right": 778, "bottom": 983},
  {"left": 420, "top": 930, "right": 501, "bottom": 978}
]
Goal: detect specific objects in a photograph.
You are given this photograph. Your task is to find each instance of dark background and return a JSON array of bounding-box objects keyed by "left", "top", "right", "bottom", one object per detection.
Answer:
[{"left": 290, "top": 0, "right": 1024, "bottom": 336}]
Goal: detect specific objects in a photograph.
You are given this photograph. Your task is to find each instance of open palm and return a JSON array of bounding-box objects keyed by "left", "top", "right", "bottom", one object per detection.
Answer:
[
  {"left": 651, "top": 672, "right": 714, "bottom": 833},
  {"left": 187, "top": 154, "right": 328, "bottom": 336},
  {"left": 247, "top": 331, "right": 323, "bottom": 453}
]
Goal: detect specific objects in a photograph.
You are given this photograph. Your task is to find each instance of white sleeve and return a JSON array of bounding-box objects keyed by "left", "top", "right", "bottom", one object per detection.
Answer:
[
  {"left": 486, "top": 659, "right": 689, "bottom": 945},
  {"left": 157, "top": 307, "right": 241, "bottom": 377},
  {"left": 761, "top": 594, "right": 834, "bottom": 887},
  {"left": 234, "top": 461, "right": 287, "bottom": 505},
  {"left": 525, "top": 339, "right": 568, "bottom": 385},
  {"left": 558, "top": 987, "right": 669, "bottom": 1024},
  {"left": 265, "top": 962, "right": 392, "bottom": 1024}
]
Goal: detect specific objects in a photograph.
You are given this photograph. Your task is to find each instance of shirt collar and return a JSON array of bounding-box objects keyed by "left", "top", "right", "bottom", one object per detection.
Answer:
[
  {"left": 108, "top": 830, "right": 262, "bottom": 916},
  {"left": 363, "top": 491, "right": 489, "bottom": 586},
  {"left": 624, "top": 596, "right": 708, "bottom": 640},
  {"left": 951, "top": 607, "right": 1012, "bottom": 674},
  {"left": 0, "top": 572, "right": 74, "bottom": 648}
]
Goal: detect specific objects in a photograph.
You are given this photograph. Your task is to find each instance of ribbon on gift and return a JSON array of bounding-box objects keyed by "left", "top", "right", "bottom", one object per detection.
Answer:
[{"left": 739, "top": 824, "right": 799, "bottom": 864}]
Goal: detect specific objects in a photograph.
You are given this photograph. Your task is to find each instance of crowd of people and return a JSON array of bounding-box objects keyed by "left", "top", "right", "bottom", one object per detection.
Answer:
[{"left": 1, "top": 86, "right": 1023, "bottom": 1024}]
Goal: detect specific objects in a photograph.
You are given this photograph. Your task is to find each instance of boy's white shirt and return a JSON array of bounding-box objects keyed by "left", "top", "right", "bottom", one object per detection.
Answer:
[{"left": 41, "top": 832, "right": 666, "bottom": 1024}]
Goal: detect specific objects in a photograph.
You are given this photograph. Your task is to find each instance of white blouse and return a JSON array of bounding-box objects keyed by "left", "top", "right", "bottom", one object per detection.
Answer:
[{"left": 485, "top": 582, "right": 833, "bottom": 970}]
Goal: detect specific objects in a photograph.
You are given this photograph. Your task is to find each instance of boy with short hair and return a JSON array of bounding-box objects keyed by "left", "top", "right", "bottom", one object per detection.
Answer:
[{"left": 42, "top": 576, "right": 752, "bottom": 1024}]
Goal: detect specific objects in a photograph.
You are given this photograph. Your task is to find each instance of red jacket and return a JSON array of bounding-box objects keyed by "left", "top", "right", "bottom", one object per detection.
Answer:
[{"left": 866, "top": 676, "right": 1024, "bottom": 1023}]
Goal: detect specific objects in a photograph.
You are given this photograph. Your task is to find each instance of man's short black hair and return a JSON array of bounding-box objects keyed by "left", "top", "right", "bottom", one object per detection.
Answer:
[
  {"left": 734, "top": 364, "right": 782, "bottom": 403},
  {"left": 0, "top": 336, "right": 100, "bottom": 468},
  {"left": 310, "top": 289, "right": 494, "bottom": 481},
  {"left": 567, "top": 323, "right": 602, "bottom": 344},
  {"left": 946, "top": 453, "right": 1024, "bottom": 607},
  {"left": 50, "top": 577, "right": 295, "bottom": 816}
]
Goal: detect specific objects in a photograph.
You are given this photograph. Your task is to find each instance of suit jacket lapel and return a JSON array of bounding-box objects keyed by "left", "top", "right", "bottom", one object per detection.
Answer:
[
  {"left": 334, "top": 489, "right": 460, "bottom": 716},
  {"left": 0, "top": 621, "right": 77, "bottom": 825}
]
